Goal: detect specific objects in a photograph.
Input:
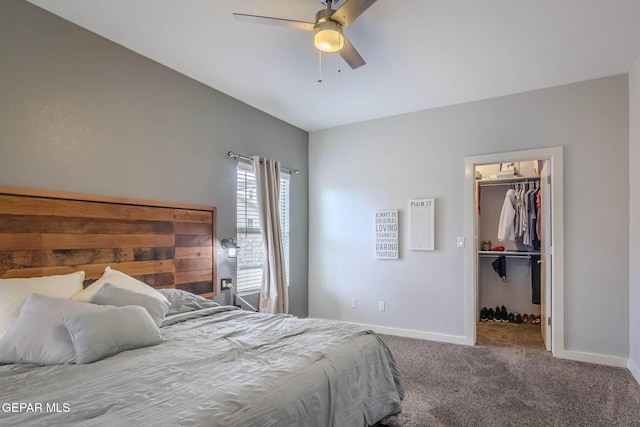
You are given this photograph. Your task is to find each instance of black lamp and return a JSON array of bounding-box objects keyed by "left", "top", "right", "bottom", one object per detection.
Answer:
[{"left": 221, "top": 238, "right": 239, "bottom": 258}]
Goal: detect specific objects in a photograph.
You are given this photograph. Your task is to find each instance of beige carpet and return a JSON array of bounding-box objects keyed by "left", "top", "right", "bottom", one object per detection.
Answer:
[
  {"left": 380, "top": 324, "right": 640, "bottom": 426},
  {"left": 476, "top": 321, "right": 545, "bottom": 348}
]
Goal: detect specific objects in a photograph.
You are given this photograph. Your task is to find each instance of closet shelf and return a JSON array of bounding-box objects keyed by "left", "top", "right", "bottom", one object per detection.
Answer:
[
  {"left": 478, "top": 250, "right": 540, "bottom": 258},
  {"left": 477, "top": 176, "right": 541, "bottom": 187}
]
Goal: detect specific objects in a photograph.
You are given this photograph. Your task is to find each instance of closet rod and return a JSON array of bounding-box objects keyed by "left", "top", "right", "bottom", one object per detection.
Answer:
[
  {"left": 478, "top": 250, "right": 540, "bottom": 259},
  {"left": 479, "top": 254, "right": 536, "bottom": 259},
  {"left": 227, "top": 151, "right": 300, "bottom": 174},
  {"left": 478, "top": 182, "right": 538, "bottom": 188},
  {"left": 478, "top": 178, "right": 540, "bottom": 188},
  {"left": 478, "top": 176, "right": 540, "bottom": 184}
]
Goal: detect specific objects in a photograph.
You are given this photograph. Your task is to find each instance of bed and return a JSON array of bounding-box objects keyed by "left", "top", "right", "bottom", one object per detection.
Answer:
[{"left": 0, "top": 187, "right": 403, "bottom": 426}]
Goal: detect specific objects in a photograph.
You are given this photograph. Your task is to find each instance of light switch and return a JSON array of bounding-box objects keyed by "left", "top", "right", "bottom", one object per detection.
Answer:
[{"left": 456, "top": 236, "right": 465, "bottom": 248}]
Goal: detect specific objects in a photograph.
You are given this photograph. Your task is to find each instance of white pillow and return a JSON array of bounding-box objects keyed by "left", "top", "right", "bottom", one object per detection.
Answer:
[
  {"left": 64, "top": 305, "right": 163, "bottom": 364},
  {"left": 0, "top": 271, "right": 85, "bottom": 340},
  {"left": 0, "top": 294, "right": 109, "bottom": 365},
  {"left": 72, "top": 267, "right": 168, "bottom": 304},
  {"left": 91, "top": 283, "right": 170, "bottom": 326}
]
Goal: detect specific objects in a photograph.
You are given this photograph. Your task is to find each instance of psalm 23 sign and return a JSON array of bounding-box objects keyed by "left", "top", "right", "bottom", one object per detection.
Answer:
[
  {"left": 409, "top": 198, "right": 435, "bottom": 251},
  {"left": 375, "top": 210, "right": 399, "bottom": 259}
]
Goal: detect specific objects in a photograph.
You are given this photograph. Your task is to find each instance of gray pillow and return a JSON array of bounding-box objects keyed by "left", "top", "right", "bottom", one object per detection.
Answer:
[
  {"left": 158, "top": 288, "right": 219, "bottom": 315},
  {"left": 0, "top": 294, "right": 108, "bottom": 365},
  {"left": 63, "top": 306, "right": 163, "bottom": 364},
  {"left": 90, "top": 283, "right": 170, "bottom": 326}
]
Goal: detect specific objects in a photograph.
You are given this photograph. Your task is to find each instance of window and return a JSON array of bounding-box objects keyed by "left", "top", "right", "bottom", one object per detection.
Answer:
[{"left": 236, "top": 163, "right": 290, "bottom": 292}]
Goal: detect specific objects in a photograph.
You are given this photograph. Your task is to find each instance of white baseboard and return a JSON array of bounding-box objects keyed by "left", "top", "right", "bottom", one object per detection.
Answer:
[
  {"left": 555, "top": 349, "right": 629, "bottom": 368},
  {"left": 629, "top": 358, "right": 640, "bottom": 385},
  {"left": 338, "top": 320, "right": 634, "bottom": 371},
  {"left": 346, "top": 321, "right": 472, "bottom": 346}
]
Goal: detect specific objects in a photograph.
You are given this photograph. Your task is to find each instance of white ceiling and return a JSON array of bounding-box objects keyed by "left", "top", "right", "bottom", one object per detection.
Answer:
[{"left": 27, "top": 0, "right": 640, "bottom": 132}]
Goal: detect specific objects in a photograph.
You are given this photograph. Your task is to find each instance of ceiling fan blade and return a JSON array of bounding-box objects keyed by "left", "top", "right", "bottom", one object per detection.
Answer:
[
  {"left": 331, "top": 0, "right": 377, "bottom": 28},
  {"left": 233, "top": 13, "right": 314, "bottom": 31},
  {"left": 339, "top": 36, "right": 366, "bottom": 69}
]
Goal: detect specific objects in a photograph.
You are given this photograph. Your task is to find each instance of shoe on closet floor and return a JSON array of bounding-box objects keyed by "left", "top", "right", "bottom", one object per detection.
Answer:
[
  {"left": 508, "top": 313, "right": 516, "bottom": 323},
  {"left": 494, "top": 306, "right": 502, "bottom": 322},
  {"left": 500, "top": 306, "right": 508, "bottom": 323},
  {"left": 480, "top": 307, "right": 488, "bottom": 322},
  {"left": 515, "top": 313, "right": 523, "bottom": 324},
  {"left": 487, "top": 308, "right": 495, "bottom": 321},
  {"left": 523, "top": 314, "right": 530, "bottom": 324}
]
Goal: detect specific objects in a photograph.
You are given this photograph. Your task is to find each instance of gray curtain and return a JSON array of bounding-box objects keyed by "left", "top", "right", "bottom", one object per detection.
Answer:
[{"left": 252, "top": 156, "right": 288, "bottom": 314}]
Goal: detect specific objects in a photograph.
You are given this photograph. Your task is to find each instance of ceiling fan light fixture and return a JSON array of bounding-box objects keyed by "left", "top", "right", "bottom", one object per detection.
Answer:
[
  {"left": 314, "top": 21, "right": 344, "bottom": 53},
  {"left": 234, "top": 0, "right": 375, "bottom": 69}
]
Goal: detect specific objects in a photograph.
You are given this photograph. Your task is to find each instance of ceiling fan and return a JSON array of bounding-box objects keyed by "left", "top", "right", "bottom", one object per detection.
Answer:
[{"left": 233, "top": 0, "right": 377, "bottom": 70}]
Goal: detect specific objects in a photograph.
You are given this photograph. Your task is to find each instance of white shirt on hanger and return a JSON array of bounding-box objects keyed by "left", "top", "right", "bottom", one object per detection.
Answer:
[{"left": 498, "top": 189, "right": 517, "bottom": 242}]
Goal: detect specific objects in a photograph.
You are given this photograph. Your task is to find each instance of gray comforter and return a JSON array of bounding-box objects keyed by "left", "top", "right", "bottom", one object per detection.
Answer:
[{"left": 0, "top": 307, "right": 403, "bottom": 426}]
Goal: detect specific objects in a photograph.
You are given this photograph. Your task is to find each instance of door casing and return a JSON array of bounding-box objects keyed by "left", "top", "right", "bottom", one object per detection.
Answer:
[{"left": 463, "top": 146, "right": 564, "bottom": 356}]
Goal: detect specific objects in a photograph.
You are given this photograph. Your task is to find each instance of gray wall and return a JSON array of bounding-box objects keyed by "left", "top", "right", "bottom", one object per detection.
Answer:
[
  {"left": 309, "top": 75, "right": 630, "bottom": 359},
  {"left": 0, "top": 0, "right": 309, "bottom": 316},
  {"left": 630, "top": 56, "right": 640, "bottom": 377}
]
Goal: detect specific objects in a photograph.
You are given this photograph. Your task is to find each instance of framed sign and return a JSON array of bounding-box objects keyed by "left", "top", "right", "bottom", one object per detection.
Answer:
[
  {"left": 409, "top": 198, "right": 435, "bottom": 251},
  {"left": 375, "top": 210, "right": 398, "bottom": 259}
]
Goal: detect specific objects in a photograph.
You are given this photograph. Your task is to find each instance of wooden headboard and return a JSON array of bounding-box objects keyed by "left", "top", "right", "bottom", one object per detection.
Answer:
[{"left": 0, "top": 187, "right": 217, "bottom": 297}]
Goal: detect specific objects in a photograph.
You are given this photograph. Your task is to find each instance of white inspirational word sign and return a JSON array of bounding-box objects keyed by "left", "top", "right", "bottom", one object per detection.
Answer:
[
  {"left": 410, "top": 198, "right": 435, "bottom": 251},
  {"left": 375, "top": 210, "right": 399, "bottom": 259}
]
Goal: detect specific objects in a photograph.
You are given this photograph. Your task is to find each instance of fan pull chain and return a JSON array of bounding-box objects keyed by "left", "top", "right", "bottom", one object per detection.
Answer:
[
  {"left": 317, "top": 51, "right": 323, "bottom": 83},
  {"left": 337, "top": 54, "right": 342, "bottom": 74}
]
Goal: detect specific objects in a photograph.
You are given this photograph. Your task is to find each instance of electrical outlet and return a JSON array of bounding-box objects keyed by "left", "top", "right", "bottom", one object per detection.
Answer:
[
  {"left": 378, "top": 300, "right": 385, "bottom": 311},
  {"left": 350, "top": 298, "right": 357, "bottom": 309},
  {"left": 220, "top": 277, "right": 232, "bottom": 290}
]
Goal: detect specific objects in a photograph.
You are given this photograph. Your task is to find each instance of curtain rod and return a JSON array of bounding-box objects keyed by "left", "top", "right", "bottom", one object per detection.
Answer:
[{"left": 227, "top": 151, "right": 300, "bottom": 174}]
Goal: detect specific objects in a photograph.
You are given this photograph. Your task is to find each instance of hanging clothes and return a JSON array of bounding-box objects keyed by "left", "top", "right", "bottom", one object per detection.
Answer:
[
  {"left": 492, "top": 256, "right": 507, "bottom": 282},
  {"left": 522, "top": 187, "right": 531, "bottom": 246},
  {"left": 531, "top": 255, "right": 541, "bottom": 304},
  {"left": 497, "top": 189, "right": 516, "bottom": 242},
  {"left": 529, "top": 188, "right": 540, "bottom": 250},
  {"left": 514, "top": 186, "right": 523, "bottom": 238},
  {"left": 505, "top": 182, "right": 540, "bottom": 249},
  {"left": 536, "top": 189, "right": 542, "bottom": 241},
  {"left": 516, "top": 184, "right": 530, "bottom": 243},
  {"left": 521, "top": 188, "right": 535, "bottom": 247}
]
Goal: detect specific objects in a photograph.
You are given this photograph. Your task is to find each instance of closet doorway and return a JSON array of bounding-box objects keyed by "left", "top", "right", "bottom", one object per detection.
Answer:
[{"left": 463, "top": 147, "right": 565, "bottom": 357}]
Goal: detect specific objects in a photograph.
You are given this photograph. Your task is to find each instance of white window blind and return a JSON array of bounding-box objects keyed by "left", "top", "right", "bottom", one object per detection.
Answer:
[{"left": 236, "top": 163, "right": 290, "bottom": 292}]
